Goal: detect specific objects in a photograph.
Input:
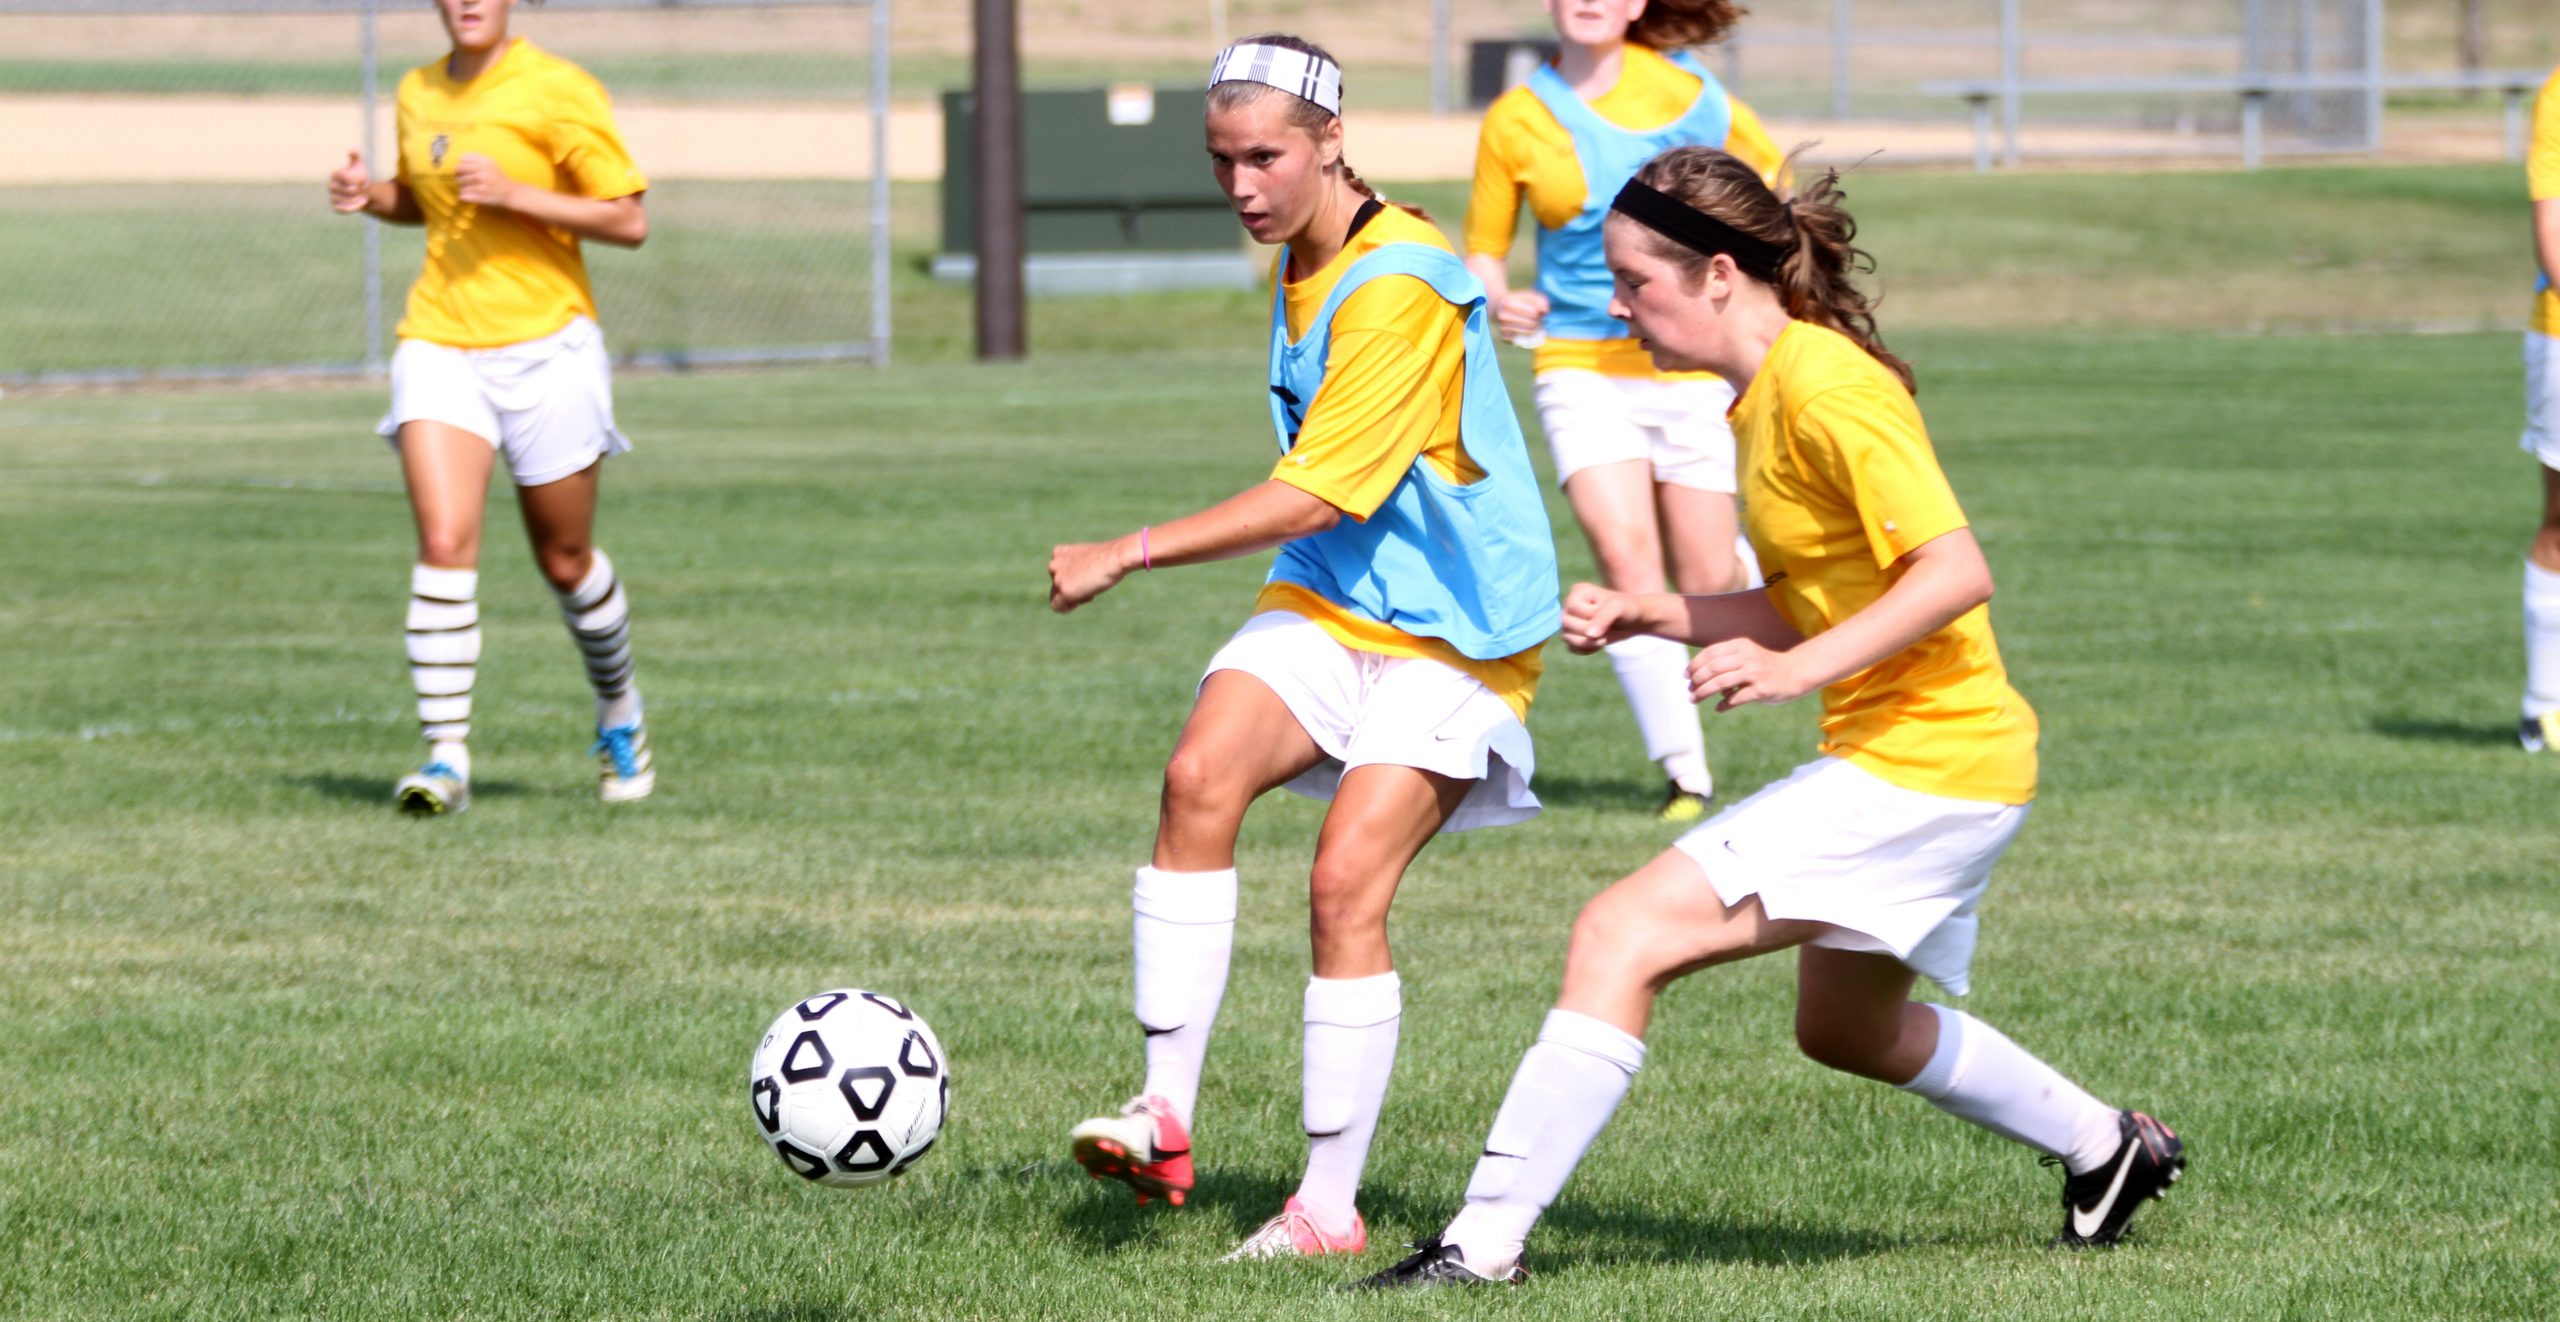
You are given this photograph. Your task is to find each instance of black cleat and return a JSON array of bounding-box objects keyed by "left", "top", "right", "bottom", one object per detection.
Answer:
[
  {"left": 2051, "top": 1111, "right": 2186, "bottom": 1248},
  {"left": 1340, "top": 1236, "right": 1524, "bottom": 1291}
]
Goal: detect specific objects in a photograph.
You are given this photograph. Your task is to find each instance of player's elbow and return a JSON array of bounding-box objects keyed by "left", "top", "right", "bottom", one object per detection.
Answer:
[{"left": 617, "top": 212, "right": 650, "bottom": 248}]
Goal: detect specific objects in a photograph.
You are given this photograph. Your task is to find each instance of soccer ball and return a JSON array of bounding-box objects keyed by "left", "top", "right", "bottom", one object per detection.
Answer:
[{"left": 748, "top": 989, "right": 950, "bottom": 1187}]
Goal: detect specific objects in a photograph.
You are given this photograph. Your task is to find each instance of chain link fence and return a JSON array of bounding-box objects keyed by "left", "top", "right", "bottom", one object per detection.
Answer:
[{"left": 0, "top": 0, "right": 888, "bottom": 386}]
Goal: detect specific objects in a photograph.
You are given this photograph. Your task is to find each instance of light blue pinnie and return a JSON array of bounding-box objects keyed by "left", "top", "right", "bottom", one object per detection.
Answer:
[{"left": 1263, "top": 242, "right": 1563, "bottom": 660}]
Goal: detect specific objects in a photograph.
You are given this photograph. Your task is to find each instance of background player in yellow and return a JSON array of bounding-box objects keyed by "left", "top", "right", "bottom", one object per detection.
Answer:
[
  {"left": 327, "top": 0, "right": 655, "bottom": 812},
  {"left": 1350, "top": 147, "right": 2182, "bottom": 1292},
  {"left": 1467, "top": 0, "right": 1783, "bottom": 821},
  {"left": 1046, "top": 34, "right": 1561, "bottom": 1264},
  {"left": 2516, "top": 62, "right": 2560, "bottom": 750}
]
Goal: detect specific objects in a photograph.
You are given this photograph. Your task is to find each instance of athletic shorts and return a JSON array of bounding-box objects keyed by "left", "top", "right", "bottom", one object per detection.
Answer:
[
  {"left": 1533, "top": 368, "right": 1738, "bottom": 493},
  {"left": 1202, "top": 611, "right": 1540, "bottom": 834},
  {"left": 378, "top": 316, "right": 630, "bottom": 488},
  {"left": 1670, "top": 756, "right": 2030, "bottom": 996},
  {"left": 2524, "top": 330, "right": 2560, "bottom": 471}
]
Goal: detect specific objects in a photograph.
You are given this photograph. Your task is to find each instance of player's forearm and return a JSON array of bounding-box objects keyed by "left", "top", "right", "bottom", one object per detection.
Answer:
[
  {"left": 364, "top": 181, "right": 423, "bottom": 225},
  {"left": 1107, "top": 480, "right": 1343, "bottom": 572},
  {"left": 1650, "top": 588, "right": 1803, "bottom": 651},
  {"left": 497, "top": 186, "right": 649, "bottom": 247},
  {"left": 1779, "top": 533, "right": 1993, "bottom": 693},
  {"left": 1463, "top": 252, "right": 1512, "bottom": 304},
  {"left": 2536, "top": 199, "right": 2560, "bottom": 291}
]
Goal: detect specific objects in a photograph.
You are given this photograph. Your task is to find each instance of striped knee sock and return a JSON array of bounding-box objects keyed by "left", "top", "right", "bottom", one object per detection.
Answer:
[
  {"left": 407, "top": 563, "right": 480, "bottom": 776},
  {"left": 556, "top": 549, "right": 640, "bottom": 729}
]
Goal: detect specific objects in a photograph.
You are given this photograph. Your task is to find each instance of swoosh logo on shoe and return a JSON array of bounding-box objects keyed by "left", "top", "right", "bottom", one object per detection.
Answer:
[{"left": 2070, "top": 1143, "right": 2142, "bottom": 1239}]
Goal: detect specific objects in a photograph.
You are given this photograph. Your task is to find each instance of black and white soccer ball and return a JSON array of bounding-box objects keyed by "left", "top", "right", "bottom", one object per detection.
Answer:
[{"left": 748, "top": 989, "right": 949, "bottom": 1188}]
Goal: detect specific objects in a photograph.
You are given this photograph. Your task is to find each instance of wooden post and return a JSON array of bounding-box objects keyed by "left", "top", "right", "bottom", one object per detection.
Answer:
[{"left": 973, "top": 0, "right": 1025, "bottom": 361}]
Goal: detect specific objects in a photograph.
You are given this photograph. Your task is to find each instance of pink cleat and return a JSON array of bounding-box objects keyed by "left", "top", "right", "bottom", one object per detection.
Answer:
[
  {"left": 1220, "top": 1195, "right": 1368, "bottom": 1261},
  {"left": 1069, "top": 1094, "right": 1194, "bottom": 1207}
]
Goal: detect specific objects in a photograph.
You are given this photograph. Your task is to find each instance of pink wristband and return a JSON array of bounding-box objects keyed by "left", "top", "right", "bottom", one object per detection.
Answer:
[{"left": 1138, "top": 526, "right": 1152, "bottom": 571}]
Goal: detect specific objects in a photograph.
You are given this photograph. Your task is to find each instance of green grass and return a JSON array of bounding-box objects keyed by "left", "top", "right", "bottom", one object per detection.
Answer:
[
  {"left": 3, "top": 304, "right": 2557, "bottom": 1314},
  {"left": 2, "top": 163, "right": 2541, "bottom": 381}
]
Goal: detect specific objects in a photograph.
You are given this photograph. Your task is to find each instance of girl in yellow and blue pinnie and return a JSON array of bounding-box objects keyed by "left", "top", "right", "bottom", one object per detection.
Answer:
[
  {"left": 1046, "top": 33, "right": 1561, "bottom": 1266},
  {"left": 1468, "top": 0, "right": 1784, "bottom": 822}
]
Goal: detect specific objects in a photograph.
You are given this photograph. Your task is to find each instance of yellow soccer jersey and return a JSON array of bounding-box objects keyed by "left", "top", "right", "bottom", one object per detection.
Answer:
[
  {"left": 2530, "top": 64, "right": 2560, "bottom": 336},
  {"left": 1731, "top": 322, "right": 2037, "bottom": 804},
  {"left": 1466, "top": 44, "right": 1785, "bottom": 378},
  {"left": 1256, "top": 205, "right": 1544, "bottom": 717},
  {"left": 394, "top": 39, "right": 648, "bottom": 349}
]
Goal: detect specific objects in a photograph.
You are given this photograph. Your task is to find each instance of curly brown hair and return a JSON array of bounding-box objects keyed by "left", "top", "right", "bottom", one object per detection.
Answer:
[
  {"left": 1627, "top": 145, "right": 1913, "bottom": 393},
  {"left": 1628, "top": 0, "right": 1746, "bottom": 50}
]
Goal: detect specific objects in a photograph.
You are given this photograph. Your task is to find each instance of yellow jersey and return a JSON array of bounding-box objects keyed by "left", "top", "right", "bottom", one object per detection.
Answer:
[
  {"left": 1731, "top": 322, "right": 2037, "bottom": 804},
  {"left": 393, "top": 39, "right": 648, "bottom": 349},
  {"left": 1257, "top": 205, "right": 1545, "bottom": 718},
  {"left": 2530, "top": 63, "right": 2560, "bottom": 336},
  {"left": 1466, "top": 44, "right": 1785, "bottom": 378}
]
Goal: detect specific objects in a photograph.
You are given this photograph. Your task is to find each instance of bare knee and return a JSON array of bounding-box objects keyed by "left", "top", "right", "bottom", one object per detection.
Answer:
[
  {"left": 535, "top": 542, "right": 594, "bottom": 593},
  {"left": 1159, "top": 749, "right": 1252, "bottom": 831},
  {"left": 1306, "top": 857, "right": 1389, "bottom": 946},
  {"left": 416, "top": 528, "right": 480, "bottom": 570},
  {"left": 1565, "top": 892, "right": 1675, "bottom": 993}
]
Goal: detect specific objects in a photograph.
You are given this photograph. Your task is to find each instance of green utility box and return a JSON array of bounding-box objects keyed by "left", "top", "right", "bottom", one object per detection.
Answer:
[{"left": 937, "top": 85, "right": 1256, "bottom": 294}]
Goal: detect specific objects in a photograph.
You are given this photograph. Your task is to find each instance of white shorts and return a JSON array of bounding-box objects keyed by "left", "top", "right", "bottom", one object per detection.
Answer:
[
  {"left": 1670, "top": 756, "right": 2029, "bottom": 995},
  {"left": 1533, "top": 369, "right": 1737, "bottom": 493},
  {"left": 377, "top": 316, "right": 630, "bottom": 487},
  {"left": 1202, "top": 611, "right": 1540, "bottom": 834},
  {"left": 2523, "top": 330, "right": 2560, "bottom": 470}
]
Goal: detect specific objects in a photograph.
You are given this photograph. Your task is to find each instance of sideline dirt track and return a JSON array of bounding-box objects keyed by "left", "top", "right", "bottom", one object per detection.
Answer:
[{"left": 2, "top": 93, "right": 2525, "bottom": 187}]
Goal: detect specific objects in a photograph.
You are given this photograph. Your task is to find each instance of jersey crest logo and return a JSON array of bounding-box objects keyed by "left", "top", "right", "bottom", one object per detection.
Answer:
[{"left": 430, "top": 135, "right": 449, "bottom": 167}]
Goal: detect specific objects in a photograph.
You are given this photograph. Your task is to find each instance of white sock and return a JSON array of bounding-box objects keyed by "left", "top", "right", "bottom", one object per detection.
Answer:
[
  {"left": 1606, "top": 634, "right": 1710, "bottom": 795},
  {"left": 408, "top": 564, "right": 480, "bottom": 769},
  {"left": 1442, "top": 1009, "right": 1646, "bottom": 1278},
  {"left": 1898, "top": 1003, "right": 2121, "bottom": 1175},
  {"left": 2524, "top": 560, "right": 2560, "bottom": 719},
  {"left": 1293, "top": 972, "right": 1402, "bottom": 1238},
  {"left": 556, "top": 549, "right": 640, "bottom": 730},
  {"left": 1132, "top": 865, "right": 1237, "bottom": 1129}
]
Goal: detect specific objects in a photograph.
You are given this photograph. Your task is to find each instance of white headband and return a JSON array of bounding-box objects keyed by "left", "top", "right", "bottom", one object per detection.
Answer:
[{"left": 1208, "top": 42, "right": 1343, "bottom": 116}]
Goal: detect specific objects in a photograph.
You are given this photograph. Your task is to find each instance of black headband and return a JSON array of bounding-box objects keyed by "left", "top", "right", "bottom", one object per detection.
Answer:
[{"left": 1609, "top": 178, "right": 1787, "bottom": 283}]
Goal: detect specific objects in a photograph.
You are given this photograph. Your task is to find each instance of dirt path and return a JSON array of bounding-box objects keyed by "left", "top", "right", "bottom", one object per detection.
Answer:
[{"left": 0, "top": 93, "right": 2526, "bottom": 186}]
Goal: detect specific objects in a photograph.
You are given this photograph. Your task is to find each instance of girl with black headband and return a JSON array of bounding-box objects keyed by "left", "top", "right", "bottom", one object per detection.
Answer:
[
  {"left": 1351, "top": 146, "right": 2185, "bottom": 1290},
  {"left": 1048, "top": 33, "right": 1561, "bottom": 1263}
]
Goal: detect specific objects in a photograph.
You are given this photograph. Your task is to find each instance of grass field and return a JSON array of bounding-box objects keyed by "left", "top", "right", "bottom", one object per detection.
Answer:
[
  {"left": 1, "top": 164, "right": 2541, "bottom": 380},
  {"left": 5, "top": 161, "right": 2560, "bottom": 1316}
]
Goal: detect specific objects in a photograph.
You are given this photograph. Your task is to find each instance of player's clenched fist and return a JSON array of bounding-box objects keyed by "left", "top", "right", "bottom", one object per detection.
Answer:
[
  {"left": 328, "top": 149, "right": 372, "bottom": 213},
  {"left": 454, "top": 153, "right": 517, "bottom": 209},
  {"left": 1048, "top": 539, "right": 1131, "bottom": 613},
  {"left": 1560, "top": 580, "right": 1650, "bottom": 654}
]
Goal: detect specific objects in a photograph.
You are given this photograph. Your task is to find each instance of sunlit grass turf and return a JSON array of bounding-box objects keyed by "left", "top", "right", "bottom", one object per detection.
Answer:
[{"left": 2, "top": 316, "right": 2556, "bottom": 1316}]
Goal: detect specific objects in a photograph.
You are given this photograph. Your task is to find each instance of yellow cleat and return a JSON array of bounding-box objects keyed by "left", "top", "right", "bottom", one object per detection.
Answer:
[{"left": 1656, "top": 782, "right": 1712, "bottom": 824}]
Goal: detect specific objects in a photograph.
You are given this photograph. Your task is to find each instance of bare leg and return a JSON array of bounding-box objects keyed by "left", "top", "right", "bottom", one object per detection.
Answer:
[
  {"left": 1556, "top": 849, "right": 1829, "bottom": 1035},
  {"left": 1304, "top": 763, "right": 1468, "bottom": 978},
  {"left": 1154, "top": 670, "right": 1327, "bottom": 870},
  {"left": 1657, "top": 482, "right": 1745, "bottom": 595},
  {"left": 514, "top": 457, "right": 602, "bottom": 592},
  {"left": 2534, "top": 466, "right": 2560, "bottom": 571},
  {"left": 1568, "top": 461, "right": 1713, "bottom": 796},
  {"left": 399, "top": 421, "right": 496, "bottom": 570}
]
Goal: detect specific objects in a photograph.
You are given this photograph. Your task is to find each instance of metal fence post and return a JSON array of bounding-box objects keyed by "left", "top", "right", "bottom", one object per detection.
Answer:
[
  {"left": 1830, "top": 0, "right": 1851, "bottom": 120},
  {"left": 2361, "top": 0, "right": 2384, "bottom": 152},
  {"left": 1998, "top": 0, "right": 2020, "bottom": 168},
  {"left": 871, "top": 0, "right": 892, "bottom": 364},
  {"left": 1430, "top": 0, "right": 1451, "bottom": 115},
  {"left": 361, "top": 0, "right": 383, "bottom": 374}
]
